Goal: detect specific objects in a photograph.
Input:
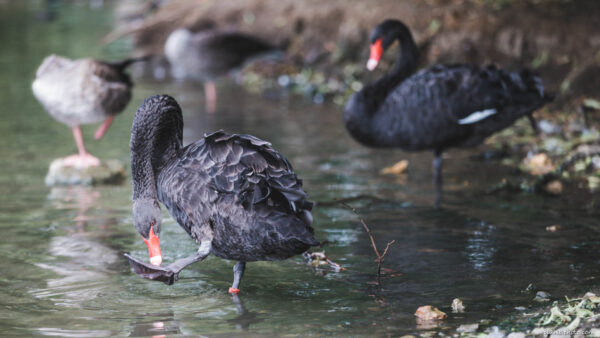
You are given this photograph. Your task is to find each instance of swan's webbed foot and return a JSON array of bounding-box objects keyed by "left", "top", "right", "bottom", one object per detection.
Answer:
[
  {"left": 124, "top": 253, "right": 178, "bottom": 285},
  {"left": 125, "top": 241, "right": 211, "bottom": 286}
]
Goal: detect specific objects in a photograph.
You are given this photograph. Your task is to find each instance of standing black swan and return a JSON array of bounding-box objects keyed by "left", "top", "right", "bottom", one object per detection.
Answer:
[
  {"left": 125, "top": 95, "right": 318, "bottom": 293},
  {"left": 344, "top": 19, "right": 552, "bottom": 195},
  {"left": 32, "top": 54, "right": 148, "bottom": 167},
  {"left": 164, "top": 27, "right": 280, "bottom": 113}
]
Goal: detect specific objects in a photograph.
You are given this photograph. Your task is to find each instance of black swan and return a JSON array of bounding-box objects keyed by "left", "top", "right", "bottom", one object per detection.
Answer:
[
  {"left": 125, "top": 95, "right": 318, "bottom": 293},
  {"left": 164, "top": 27, "right": 280, "bottom": 113},
  {"left": 344, "top": 19, "right": 552, "bottom": 195},
  {"left": 32, "top": 54, "right": 148, "bottom": 167}
]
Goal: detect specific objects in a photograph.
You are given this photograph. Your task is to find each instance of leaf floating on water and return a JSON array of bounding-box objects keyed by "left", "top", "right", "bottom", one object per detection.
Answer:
[
  {"left": 451, "top": 298, "right": 465, "bottom": 313},
  {"left": 546, "top": 224, "right": 562, "bottom": 232},
  {"left": 414, "top": 305, "right": 447, "bottom": 321},
  {"left": 380, "top": 160, "right": 409, "bottom": 175},
  {"left": 302, "top": 251, "right": 345, "bottom": 272}
]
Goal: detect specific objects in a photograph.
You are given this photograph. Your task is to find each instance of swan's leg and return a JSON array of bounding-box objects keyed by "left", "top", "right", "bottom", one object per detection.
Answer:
[
  {"left": 433, "top": 151, "right": 443, "bottom": 207},
  {"left": 63, "top": 126, "right": 100, "bottom": 167},
  {"left": 527, "top": 114, "right": 538, "bottom": 134},
  {"left": 204, "top": 81, "right": 217, "bottom": 114},
  {"left": 94, "top": 115, "right": 115, "bottom": 140},
  {"left": 229, "top": 261, "right": 246, "bottom": 294},
  {"left": 168, "top": 241, "right": 212, "bottom": 273}
]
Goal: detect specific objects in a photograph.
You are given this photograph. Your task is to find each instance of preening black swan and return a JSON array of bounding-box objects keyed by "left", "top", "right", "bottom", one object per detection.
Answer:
[
  {"left": 344, "top": 19, "right": 552, "bottom": 195},
  {"left": 125, "top": 95, "right": 318, "bottom": 293},
  {"left": 164, "top": 27, "right": 280, "bottom": 113},
  {"left": 32, "top": 54, "right": 148, "bottom": 167}
]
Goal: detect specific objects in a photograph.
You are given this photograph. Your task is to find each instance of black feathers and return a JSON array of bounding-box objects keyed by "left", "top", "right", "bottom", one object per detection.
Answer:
[
  {"left": 131, "top": 95, "right": 317, "bottom": 263},
  {"left": 344, "top": 20, "right": 552, "bottom": 153}
]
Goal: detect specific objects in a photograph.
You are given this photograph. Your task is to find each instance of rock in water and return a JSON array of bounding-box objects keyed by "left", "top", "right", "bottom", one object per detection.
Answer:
[{"left": 45, "top": 158, "right": 126, "bottom": 186}]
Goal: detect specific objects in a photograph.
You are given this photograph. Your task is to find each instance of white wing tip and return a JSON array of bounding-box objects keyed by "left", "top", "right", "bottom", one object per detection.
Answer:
[{"left": 458, "top": 109, "right": 497, "bottom": 125}]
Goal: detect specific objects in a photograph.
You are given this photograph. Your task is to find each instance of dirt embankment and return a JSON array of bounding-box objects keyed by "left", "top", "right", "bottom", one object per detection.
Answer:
[{"left": 114, "top": 0, "right": 600, "bottom": 105}]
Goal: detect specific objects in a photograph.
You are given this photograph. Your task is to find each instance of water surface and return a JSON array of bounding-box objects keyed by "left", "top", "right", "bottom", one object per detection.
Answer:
[{"left": 0, "top": 1, "right": 599, "bottom": 336}]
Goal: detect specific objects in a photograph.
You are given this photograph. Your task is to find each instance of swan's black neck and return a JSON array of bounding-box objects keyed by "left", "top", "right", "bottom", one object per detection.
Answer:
[
  {"left": 362, "top": 21, "right": 419, "bottom": 113},
  {"left": 130, "top": 95, "right": 183, "bottom": 200}
]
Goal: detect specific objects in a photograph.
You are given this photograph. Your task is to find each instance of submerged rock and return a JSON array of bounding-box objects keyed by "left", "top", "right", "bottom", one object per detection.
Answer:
[
  {"left": 534, "top": 291, "right": 552, "bottom": 302},
  {"left": 457, "top": 323, "right": 478, "bottom": 333},
  {"left": 45, "top": 158, "right": 126, "bottom": 186},
  {"left": 415, "top": 305, "right": 447, "bottom": 321}
]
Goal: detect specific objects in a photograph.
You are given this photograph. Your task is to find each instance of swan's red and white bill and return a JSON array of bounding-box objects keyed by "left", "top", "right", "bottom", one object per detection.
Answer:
[
  {"left": 142, "top": 227, "right": 162, "bottom": 266},
  {"left": 367, "top": 38, "right": 383, "bottom": 71}
]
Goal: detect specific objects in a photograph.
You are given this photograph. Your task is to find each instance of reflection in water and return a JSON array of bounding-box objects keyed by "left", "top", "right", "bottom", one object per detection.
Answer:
[
  {"left": 47, "top": 186, "right": 104, "bottom": 232},
  {"left": 227, "top": 294, "right": 263, "bottom": 330},
  {"left": 31, "top": 187, "right": 118, "bottom": 306},
  {"left": 464, "top": 221, "right": 498, "bottom": 272},
  {"left": 128, "top": 316, "right": 181, "bottom": 337}
]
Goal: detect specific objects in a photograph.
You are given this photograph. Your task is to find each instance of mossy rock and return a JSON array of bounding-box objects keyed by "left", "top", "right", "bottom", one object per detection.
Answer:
[{"left": 45, "top": 158, "right": 126, "bottom": 186}]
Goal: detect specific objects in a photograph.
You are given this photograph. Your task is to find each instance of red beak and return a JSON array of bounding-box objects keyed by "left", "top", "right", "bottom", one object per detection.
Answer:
[
  {"left": 367, "top": 38, "right": 383, "bottom": 71},
  {"left": 142, "top": 227, "right": 162, "bottom": 266}
]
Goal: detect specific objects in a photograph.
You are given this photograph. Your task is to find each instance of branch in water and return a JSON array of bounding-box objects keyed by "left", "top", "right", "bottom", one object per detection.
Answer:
[{"left": 341, "top": 202, "right": 396, "bottom": 285}]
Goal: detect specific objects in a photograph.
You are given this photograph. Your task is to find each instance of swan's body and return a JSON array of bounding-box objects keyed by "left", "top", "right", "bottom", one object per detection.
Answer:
[
  {"left": 164, "top": 28, "right": 278, "bottom": 112},
  {"left": 128, "top": 95, "right": 317, "bottom": 292},
  {"left": 33, "top": 54, "right": 145, "bottom": 167},
  {"left": 344, "top": 19, "right": 552, "bottom": 200}
]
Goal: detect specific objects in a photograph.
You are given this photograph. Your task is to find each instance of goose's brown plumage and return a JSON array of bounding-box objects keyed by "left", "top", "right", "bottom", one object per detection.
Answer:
[{"left": 32, "top": 54, "right": 147, "bottom": 167}]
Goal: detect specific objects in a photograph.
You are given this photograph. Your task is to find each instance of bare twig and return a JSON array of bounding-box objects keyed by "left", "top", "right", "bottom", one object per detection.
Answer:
[{"left": 341, "top": 202, "right": 396, "bottom": 285}]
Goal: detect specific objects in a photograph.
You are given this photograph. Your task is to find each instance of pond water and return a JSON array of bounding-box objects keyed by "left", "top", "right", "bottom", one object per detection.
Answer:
[{"left": 1, "top": 1, "right": 599, "bottom": 336}]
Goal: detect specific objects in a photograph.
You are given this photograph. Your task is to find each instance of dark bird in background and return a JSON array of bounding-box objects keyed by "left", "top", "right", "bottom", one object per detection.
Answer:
[
  {"left": 164, "top": 25, "right": 281, "bottom": 113},
  {"left": 32, "top": 55, "right": 148, "bottom": 167},
  {"left": 344, "top": 19, "right": 552, "bottom": 202},
  {"left": 125, "top": 95, "right": 318, "bottom": 293}
]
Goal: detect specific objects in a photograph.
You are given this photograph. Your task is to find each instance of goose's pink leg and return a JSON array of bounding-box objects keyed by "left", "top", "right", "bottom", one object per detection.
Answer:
[
  {"left": 204, "top": 81, "right": 217, "bottom": 114},
  {"left": 62, "top": 126, "right": 100, "bottom": 168},
  {"left": 94, "top": 115, "right": 115, "bottom": 140}
]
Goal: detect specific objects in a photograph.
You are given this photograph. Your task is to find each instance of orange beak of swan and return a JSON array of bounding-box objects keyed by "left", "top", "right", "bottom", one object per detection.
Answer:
[
  {"left": 142, "top": 227, "right": 162, "bottom": 266},
  {"left": 367, "top": 38, "right": 383, "bottom": 71}
]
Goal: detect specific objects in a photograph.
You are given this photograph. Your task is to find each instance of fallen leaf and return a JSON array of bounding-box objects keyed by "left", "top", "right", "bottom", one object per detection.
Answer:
[
  {"left": 583, "top": 98, "right": 600, "bottom": 110},
  {"left": 452, "top": 298, "right": 465, "bottom": 313},
  {"left": 381, "top": 160, "right": 409, "bottom": 175},
  {"left": 544, "top": 180, "right": 563, "bottom": 194},
  {"left": 523, "top": 153, "right": 554, "bottom": 175}
]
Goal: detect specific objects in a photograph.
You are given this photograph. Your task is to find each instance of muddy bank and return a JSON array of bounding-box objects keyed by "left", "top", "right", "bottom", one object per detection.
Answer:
[{"left": 116, "top": 0, "right": 600, "bottom": 106}]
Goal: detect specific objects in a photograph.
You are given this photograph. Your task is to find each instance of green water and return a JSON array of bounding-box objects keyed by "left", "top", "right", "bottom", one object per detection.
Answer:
[{"left": 0, "top": 1, "right": 599, "bottom": 336}]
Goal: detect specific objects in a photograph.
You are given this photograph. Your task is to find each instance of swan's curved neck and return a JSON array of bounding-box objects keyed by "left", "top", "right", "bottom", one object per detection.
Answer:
[
  {"left": 371, "top": 24, "right": 419, "bottom": 101},
  {"left": 130, "top": 105, "right": 183, "bottom": 200}
]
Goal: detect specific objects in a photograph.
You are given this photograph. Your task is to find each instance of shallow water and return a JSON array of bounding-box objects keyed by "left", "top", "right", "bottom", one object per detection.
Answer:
[{"left": 0, "top": 1, "right": 599, "bottom": 336}]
